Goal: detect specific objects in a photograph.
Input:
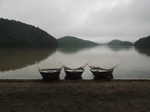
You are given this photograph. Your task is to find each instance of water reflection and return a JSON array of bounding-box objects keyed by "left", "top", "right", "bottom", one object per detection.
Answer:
[
  {"left": 107, "top": 46, "right": 133, "bottom": 52},
  {"left": 0, "top": 48, "right": 56, "bottom": 72},
  {"left": 58, "top": 45, "right": 98, "bottom": 54},
  {"left": 135, "top": 48, "right": 150, "bottom": 57},
  {"left": 1, "top": 46, "right": 150, "bottom": 80}
]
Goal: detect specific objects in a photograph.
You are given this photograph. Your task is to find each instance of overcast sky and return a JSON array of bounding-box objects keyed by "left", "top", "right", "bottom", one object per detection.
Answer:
[{"left": 0, "top": 0, "right": 150, "bottom": 42}]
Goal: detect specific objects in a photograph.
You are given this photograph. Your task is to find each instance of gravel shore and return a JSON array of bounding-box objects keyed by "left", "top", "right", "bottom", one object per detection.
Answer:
[{"left": 0, "top": 80, "right": 150, "bottom": 112}]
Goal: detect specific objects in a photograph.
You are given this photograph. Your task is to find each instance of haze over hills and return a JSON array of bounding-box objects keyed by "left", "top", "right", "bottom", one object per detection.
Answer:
[
  {"left": 57, "top": 36, "right": 99, "bottom": 48},
  {"left": 57, "top": 36, "right": 136, "bottom": 49},
  {"left": 0, "top": 18, "right": 57, "bottom": 48},
  {"left": 0, "top": 18, "right": 149, "bottom": 50}
]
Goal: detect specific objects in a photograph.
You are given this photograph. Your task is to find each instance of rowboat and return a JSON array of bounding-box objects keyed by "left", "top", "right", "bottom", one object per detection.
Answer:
[
  {"left": 64, "top": 66, "right": 84, "bottom": 80},
  {"left": 89, "top": 66, "right": 114, "bottom": 80},
  {"left": 39, "top": 68, "right": 61, "bottom": 80}
]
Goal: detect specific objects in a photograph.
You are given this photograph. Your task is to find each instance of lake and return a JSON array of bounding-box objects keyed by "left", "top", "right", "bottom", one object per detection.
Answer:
[{"left": 0, "top": 46, "right": 150, "bottom": 80}]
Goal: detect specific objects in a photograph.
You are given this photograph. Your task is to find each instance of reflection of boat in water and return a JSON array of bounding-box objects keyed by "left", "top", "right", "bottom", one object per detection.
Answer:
[
  {"left": 89, "top": 65, "right": 114, "bottom": 80},
  {"left": 39, "top": 68, "right": 61, "bottom": 80},
  {"left": 64, "top": 66, "right": 84, "bottom": 80}
]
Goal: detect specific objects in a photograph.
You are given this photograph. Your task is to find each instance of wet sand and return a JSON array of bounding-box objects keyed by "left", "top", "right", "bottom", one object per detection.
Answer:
[{"left": 0, "top": 80, "right": 150, "bottom": 112}]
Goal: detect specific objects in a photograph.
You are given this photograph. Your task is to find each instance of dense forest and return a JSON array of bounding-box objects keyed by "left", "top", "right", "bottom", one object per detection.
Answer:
[
  {"left": 57, "top": 36, "right": 99, "bottom": 48},
  {"left": 108, "top": 40, "right": 133, "bottom": 46},
  {"left": 135, "top": 36, "right": 150, "bottom": 48},
  {"left": 0, "top": 18, "right": 57, "bottom": 48},
  {"left": 1, "top": 18, "right": 149, "bottom": 49}
]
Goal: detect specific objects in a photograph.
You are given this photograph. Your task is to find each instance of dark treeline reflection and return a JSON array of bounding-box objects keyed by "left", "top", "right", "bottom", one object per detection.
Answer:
[
  {"left": 107, "top": 46, "right": 133, "bottom": 52},
  {"left": 108, "top": 46, "right": 150, "bottom": 57},
  {"left": 135, "top": 48, "right": 150, "bottom": 56},
  {"left": 0, "top": 48, "right": 56, "bottom": 72},
  {"left": 58, "top": 46, "right": 98, "bottom": 54}
]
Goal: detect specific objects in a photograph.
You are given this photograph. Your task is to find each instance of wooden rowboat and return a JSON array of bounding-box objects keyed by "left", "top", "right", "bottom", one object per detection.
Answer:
[
  {"left": 39, "top": 68, "right": 61, "bottom": 80},
  {"left": 64, "top": 66, "right": 84, "bottom": 80},
  {"left": 89, "top": 66, "right": 114, "bottom": 80}
]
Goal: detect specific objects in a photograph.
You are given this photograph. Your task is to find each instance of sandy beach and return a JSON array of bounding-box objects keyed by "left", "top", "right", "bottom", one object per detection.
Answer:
[{"left": 0, "top": 80, "right": 150, "bottom": 112}]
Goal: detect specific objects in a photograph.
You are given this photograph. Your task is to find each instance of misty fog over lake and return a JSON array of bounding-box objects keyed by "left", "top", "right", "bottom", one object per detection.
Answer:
[{"left": 0, "top": 46, "right": 150, "bottom": 80}]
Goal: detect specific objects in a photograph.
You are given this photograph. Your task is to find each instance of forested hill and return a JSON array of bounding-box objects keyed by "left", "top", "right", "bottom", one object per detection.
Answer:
[
  {"left": 108, "top": 40, "right": 133, "bottom": 46},
  {"left": 57, "top": 36, "right": 99, "bottom": 48},
  {"left": 135, "top": 36, "right": 150, "bottom": 48},
  {"left": 0, "top": 18, "right": 57, "bottom": 48}
]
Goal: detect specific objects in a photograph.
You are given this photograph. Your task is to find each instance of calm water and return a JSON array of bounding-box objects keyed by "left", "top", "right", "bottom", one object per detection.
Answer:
[{"left": 0, "top": 46, "right": 150, "bottom": 80}]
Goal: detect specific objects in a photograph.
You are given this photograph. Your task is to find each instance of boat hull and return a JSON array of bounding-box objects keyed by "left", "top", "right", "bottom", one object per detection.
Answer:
[
  {"left": 91, "top": 71, "right": 113, "bottom": 80},
  {"left": 65, "top": 71, "right": 83, "bottom": 80},
  {"left": 39, "top": 69, "right": 61, "bottom": 80}
]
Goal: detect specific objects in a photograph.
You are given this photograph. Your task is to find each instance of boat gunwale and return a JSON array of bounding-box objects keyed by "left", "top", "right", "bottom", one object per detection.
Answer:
[{"left": 39, "top": 68, "right": 61, "bottom": 73}]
